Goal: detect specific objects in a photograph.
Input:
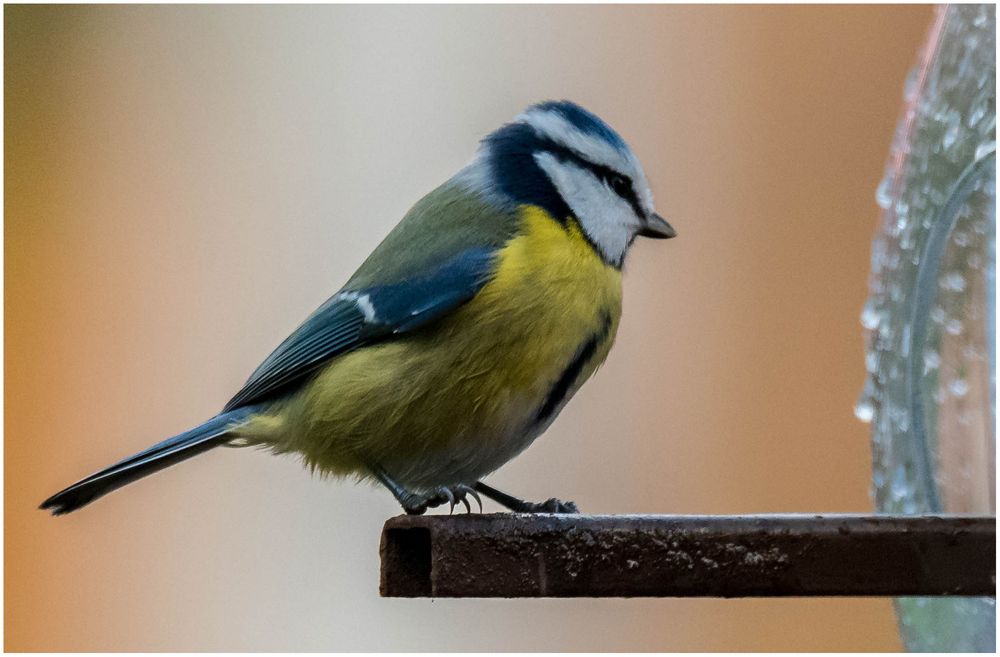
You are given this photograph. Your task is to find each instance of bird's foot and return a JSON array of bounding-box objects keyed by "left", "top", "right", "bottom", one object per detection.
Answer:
[
  {"left": 472, "top": 482, "right": 580, "bottom": 514},
  {"left": 401, "top": 484, "right": 483, "bottom": 515},
  {"left": 510, "top": 497, "right": 579, "bottom": 514}
]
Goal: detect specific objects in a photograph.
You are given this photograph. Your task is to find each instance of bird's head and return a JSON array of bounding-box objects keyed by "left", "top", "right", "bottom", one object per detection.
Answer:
[{"left": 467, "top": 100, "right": 675, "bottom": 268}]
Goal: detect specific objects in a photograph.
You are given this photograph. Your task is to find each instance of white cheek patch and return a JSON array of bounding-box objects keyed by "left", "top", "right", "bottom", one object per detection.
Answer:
[
  {"left": 519, "top": 108, "right": 657, "bottom": 219},
  {"left": 534, "top": 152, "right": 637, "bottom": 265}
]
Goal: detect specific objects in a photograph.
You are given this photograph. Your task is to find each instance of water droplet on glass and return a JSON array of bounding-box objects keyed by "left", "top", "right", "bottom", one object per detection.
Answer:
[
  {"left": 876, "top": 176, "right": 894, "bottom": 209},
  {"left": 860, "top": 302, "right": 882, "bottom": 329},
  {"left": 872, "top": 469, "right": 885, "bottom": 488},
  {"left": 894, "top": 407, "right": 910, "bottom": 432},
  {"left": 924, "top": 349, "right": 940, "bottom": 373},
  {"left": 890, "top": 464, "right": 911, "bottom": 502},
  {"left": 942, "top": 123, "right": 960, "bottom": 149},
  {"left": 941, "top": 271, "right": 967, "bottom": 291},
  {"left": 854, "top": 399, "right": 875, "bottom": 423},
  {"left": 949, "top": 378, "right": 969, "bottom": 397},
  {"left": 967, "top": 102, "right": 987, "bottom": 128}
]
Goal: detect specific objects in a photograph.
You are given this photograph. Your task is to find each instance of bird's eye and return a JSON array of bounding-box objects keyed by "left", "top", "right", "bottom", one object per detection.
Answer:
[{"left": 608, "top": 174, "right": 632, "bottom": 199}]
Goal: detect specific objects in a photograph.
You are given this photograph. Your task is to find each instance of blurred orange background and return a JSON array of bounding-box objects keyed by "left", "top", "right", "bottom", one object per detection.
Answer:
[{"left": 7, "top": 4, "right": 933, "bottom": 651}]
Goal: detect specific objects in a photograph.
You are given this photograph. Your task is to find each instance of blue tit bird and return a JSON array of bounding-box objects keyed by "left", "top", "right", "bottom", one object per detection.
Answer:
[{"left": 41, "top": 100, "right": 675, "bottom": 517}]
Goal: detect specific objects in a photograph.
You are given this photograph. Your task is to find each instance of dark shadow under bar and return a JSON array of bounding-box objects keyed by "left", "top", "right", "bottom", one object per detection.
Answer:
[{"left": 380, "top": 514, "right": 995, "bottom": 598}]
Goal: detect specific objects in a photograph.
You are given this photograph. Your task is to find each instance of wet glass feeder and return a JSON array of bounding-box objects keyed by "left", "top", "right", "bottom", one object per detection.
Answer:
[{"left": 858, "top": 4, "right": 995, "bottom": 651}]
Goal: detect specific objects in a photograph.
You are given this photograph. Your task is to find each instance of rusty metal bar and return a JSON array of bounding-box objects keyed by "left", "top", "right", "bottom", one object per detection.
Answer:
[{"left": 380, "top": 513, "right": 995, "bottom": 598}]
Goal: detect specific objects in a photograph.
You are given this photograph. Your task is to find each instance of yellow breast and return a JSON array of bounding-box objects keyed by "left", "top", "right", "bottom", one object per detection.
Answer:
[
  {"left": 257, "top": 205, "right": 623, "bottom": 487},
  {"left": 468, "top": 205, "right": 624, "bottom": 404}
]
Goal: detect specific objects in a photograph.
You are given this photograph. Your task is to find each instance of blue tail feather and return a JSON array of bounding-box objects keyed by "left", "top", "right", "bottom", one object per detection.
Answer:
[{"left": 40, "top": 405, "right": 261, "bottom": 515}]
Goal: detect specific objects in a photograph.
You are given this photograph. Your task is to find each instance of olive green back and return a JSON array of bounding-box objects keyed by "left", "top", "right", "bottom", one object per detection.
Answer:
[{"left": 345, "top": 181, "right": 518, "bottom": 290}]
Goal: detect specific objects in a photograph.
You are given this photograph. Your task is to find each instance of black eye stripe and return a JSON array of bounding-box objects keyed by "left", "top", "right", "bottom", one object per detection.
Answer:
[
  {"left": 591, "top": 165, "right": 645, "bottom": 220},
  {"left": 537, "top": 142, "right": 646, "bottom": 219},
  {"left": 485, "top": 122, "right": 646, "bottom": 225}
]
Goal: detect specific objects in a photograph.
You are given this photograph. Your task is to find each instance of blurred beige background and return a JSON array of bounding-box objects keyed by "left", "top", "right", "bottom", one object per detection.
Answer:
[{"left": 7, "top": 4, "right": 933, "bottom": 651}]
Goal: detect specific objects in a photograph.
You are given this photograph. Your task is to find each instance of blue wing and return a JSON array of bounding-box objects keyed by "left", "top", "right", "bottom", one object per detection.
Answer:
[{"left": 222, "top": 247, "right": 496, "bottom": 412}]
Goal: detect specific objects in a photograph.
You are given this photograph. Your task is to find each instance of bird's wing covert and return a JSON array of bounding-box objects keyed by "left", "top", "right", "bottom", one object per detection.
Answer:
[{"left": 222, "top": 247, "right": 496, "bottom": 411}]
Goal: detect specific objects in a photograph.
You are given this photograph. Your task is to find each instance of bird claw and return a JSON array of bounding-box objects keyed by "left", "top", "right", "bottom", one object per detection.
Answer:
[
  {"left": 449, "top": 484, "right": 482, "bottom": 514},
  {"left": 467, "top": 487, "right": 483, "bottom": 513},
  {"left": 438, "top": 487, "right": 456, "bottom": 512},
  {"left": 403, "top": 484, "right": 483, "bottom": 515}
]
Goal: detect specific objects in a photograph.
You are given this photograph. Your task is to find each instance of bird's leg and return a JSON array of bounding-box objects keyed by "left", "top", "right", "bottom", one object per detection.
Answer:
[
  {"left": 371, "top": 466, "right": 427, "bottom": 514},
  {"left": 371, "top": 465, "right": 481, "bottom": 515},
  {"left": 473, "top": 481, "right": 580, "bottom": 514}
]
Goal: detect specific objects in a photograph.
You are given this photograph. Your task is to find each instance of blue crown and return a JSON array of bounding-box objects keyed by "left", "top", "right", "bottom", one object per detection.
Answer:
[{"left": 528, "top": 100, "right": 627, "bottom": 151}]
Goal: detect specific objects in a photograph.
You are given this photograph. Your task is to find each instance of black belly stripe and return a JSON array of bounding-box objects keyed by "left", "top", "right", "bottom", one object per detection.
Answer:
[{"left": 534, "top": 313, "right": 613, "bottom": 425}]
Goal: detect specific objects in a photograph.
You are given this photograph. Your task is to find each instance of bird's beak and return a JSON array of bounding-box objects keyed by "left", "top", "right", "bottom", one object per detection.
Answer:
[{"left": 637, "top": 212, "right": 676, "bottom": 239}]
